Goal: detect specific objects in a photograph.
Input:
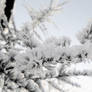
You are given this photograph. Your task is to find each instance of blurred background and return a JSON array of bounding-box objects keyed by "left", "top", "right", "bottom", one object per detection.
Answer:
[{"left": 14, "top": 0, "right": 92, "bottom": 45}]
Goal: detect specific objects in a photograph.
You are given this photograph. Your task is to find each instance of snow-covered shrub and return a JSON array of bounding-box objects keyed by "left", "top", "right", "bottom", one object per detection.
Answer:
[
  {"left": 83, "top": 42, "right": 92, "bottom": 60},
  {"left": 15, "top": 50, "right": 46, "bottom": 78},
  {"left": 70, "top": 45, "right": 88, "bottom": 63}
]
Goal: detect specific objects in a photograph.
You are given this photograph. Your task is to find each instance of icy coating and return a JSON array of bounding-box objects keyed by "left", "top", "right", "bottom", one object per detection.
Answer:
[{"left": 0, "top": 0, "right": 92, "bottom": 92}]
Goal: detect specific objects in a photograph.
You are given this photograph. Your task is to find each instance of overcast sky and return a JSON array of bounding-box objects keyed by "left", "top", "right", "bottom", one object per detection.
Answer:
[{"left": 14, "top": 0, "right": 92, "bottom": 45}]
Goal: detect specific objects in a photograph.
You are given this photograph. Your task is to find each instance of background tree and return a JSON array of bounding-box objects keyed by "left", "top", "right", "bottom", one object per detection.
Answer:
[{"left": 77, "top": 23, "right": 92, "bottom": 44}]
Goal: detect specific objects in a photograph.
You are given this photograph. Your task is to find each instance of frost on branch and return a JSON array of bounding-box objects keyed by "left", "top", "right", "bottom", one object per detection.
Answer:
[
  {"left": 16, "top": 25, "right": 41, "bottom": 49},
  {"left": 0, "top": 0, "right": 92, "bottom": 92}
]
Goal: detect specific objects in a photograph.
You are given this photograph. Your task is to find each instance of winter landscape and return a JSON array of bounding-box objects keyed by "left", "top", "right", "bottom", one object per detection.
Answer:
[{"left": 0, "top": 0, "right": 92, "bottom": 92}]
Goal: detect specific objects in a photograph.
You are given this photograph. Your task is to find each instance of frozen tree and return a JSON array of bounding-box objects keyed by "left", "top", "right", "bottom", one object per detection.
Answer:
[
  {"left": 25, "top": 0, "right": 68, "bottom": 39},
  {"left": 16, "top": 25, "right": 41, "bottom": 49},
  {"left": 58, "top": 36, "right": 71, "bottom": 47},
  {"left": 77, "top": 23, "right": 92, "bottom": 44},
  {"left": 44, "top": 36, "right": 71, "bottom": 48}
]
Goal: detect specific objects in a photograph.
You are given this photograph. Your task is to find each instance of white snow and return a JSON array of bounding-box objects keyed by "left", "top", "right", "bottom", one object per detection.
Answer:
[{"left": 40, "top": 60, "right": 92, "bottom": 92}]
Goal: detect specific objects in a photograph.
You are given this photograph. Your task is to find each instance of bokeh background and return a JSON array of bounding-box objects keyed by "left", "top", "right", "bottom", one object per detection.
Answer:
[{"left": 14, "top": 0, "right": 92, "bottom": 45}]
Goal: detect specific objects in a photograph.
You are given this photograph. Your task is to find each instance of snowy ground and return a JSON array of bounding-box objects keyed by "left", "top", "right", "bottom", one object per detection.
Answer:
[
  {"left": 40, "top": 76, "right": 92, "bottom": 92},
  {"left": 40, "top": 60, "right": 92, "bottom": 92}
]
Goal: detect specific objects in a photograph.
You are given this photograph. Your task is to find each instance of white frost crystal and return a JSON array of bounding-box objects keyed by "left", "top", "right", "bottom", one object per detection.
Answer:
[{"left": 0, "top": 0, "right": 6, "bottom": 17}]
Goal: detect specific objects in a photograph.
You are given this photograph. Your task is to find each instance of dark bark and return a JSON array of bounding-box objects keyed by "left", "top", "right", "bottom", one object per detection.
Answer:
[{"left": 4, "top": 0, "right": 15, "bottom": 21}]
